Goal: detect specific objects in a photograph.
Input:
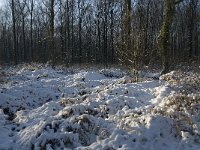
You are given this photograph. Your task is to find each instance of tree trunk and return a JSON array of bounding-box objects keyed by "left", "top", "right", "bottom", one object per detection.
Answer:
[
  {"left": 49, "top": 0, "right": 55, "bottom": 64},
  {"left": 159, "top": 0, "right": 176, "bottom": 74},
  {"left": 66, "top": 0, "right": 70, "bottom": 65},
  {"left": 78, "top": 0, "right": 82, "bottom": 65},
  {"left": 110, "top": 3, "right": 114, "bottom": 63},
  {"left": 30, "top": 0, "right": 34, "bottom": 61},
  {"left": 22, "top": 16, "right": 26, "bottom": 61},
  {"left": 11, "top": 0, "right": 17, "bottom": 64}
]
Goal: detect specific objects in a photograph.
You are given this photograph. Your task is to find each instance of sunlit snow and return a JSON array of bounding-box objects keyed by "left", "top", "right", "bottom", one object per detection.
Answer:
[{"left": 0, "top": 64, "right": 199, "bottom": 150}]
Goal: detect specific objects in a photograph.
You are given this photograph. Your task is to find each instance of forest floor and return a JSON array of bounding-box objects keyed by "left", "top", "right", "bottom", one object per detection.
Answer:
[{"left": 0, "top": 63, "right": 199, "bottom": 150}]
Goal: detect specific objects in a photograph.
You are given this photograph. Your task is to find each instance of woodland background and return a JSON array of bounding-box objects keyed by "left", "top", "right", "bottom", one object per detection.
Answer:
[{"left": 0, "top": 0, "right": 199, "bottom": 69}]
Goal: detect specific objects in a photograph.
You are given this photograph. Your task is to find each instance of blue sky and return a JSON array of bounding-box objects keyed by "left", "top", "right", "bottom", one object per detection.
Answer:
[{"left": 0, "top": 0, "right": 5, "bottom": 7}]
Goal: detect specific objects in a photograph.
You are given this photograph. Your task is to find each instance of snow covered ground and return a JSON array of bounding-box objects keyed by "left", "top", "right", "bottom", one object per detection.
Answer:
[{"left": 0, "top": 64, "right": 199, "bottom": 150}]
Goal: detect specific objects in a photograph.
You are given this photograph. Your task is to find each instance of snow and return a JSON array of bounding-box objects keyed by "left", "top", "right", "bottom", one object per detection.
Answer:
[{"left": 0, "top": 64, "right": 199, "bottom": 149}]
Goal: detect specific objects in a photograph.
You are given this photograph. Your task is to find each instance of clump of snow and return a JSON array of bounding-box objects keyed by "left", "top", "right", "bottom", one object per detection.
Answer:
[{"left": 0, "top": 64, "right": 199, "bottom": 149}]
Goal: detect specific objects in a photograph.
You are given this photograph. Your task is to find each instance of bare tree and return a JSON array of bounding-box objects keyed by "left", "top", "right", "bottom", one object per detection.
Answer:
[
  {"left": 0, "top": 0, "right": 199, "bottom": 68},
  {"left": 49, "top": 0, "right": 55, "bottom": 63},
  {"left": 11, "top": 0, "right": 17, "bottom": 64},
  {"left": 29, "top": 0, "right": 34, "bottom": 61}
]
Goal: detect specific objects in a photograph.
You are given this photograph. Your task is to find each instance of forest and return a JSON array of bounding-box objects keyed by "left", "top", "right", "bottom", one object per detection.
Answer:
[
  {"left": 0, "top": 0, "right": 199, "bottom": 71},
  {"left": 0, "top": 0, "right": 200, "bottom": 149}
]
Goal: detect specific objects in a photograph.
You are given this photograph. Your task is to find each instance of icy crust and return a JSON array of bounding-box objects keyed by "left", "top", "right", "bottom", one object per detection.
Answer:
[{"left": 0, "top": 64, "right": 199, "bottom": 149}]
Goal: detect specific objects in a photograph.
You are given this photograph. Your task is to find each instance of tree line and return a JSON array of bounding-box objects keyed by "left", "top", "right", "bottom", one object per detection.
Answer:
[{"left": 0, "top": 0, "right": 199, "bottom": 71}]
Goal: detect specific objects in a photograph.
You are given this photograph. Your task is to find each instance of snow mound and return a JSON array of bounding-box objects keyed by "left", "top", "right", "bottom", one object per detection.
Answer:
[{"left": 0, "top": 65, "right": 199, "bottom": 149}]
